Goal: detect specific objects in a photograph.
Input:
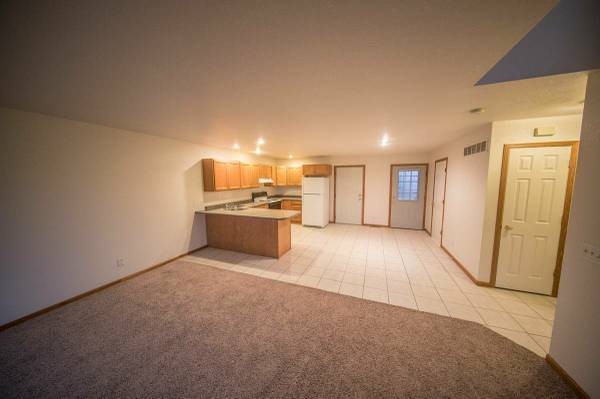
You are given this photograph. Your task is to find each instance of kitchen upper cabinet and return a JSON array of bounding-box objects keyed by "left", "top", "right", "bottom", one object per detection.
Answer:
[
  {"left": 214, "top": 161, "right": 228, "bottom": 191},
  {"left": 226, "top": 162, "right": 241, "bottom": 189},
  {"left": 202, "top": 159, "right": 229, "bottom": 191},
  {"left": 286, "top": 166, "right": 302, "bottom": 186},
  {"left": 241, "top": 164, "right": 253, "bottom": 188},
  {"left": 203, "top": 159, "right": 309, "bottom": 191},
  {"left": 275, "top": 166, "right": 287, "bottom": 186},
  {"left": 259, "top": 165, "right": 272, "bottom": 180},
  {"left": 251, "top": 165, "right": 260, "bottom": 187},
  {"left": 303, "top": 164, "right": 331, "bottom": 177}
]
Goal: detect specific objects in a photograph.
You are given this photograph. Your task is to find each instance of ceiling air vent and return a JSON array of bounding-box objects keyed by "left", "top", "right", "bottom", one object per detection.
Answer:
[{"left": 463, "top": 140, "right": 487, "bottom": 156}]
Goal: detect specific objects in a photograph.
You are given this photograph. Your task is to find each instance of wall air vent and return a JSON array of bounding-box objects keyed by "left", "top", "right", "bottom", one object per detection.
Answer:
[{"left": 463, "top": 140, "right": 487, "bottom": 156}]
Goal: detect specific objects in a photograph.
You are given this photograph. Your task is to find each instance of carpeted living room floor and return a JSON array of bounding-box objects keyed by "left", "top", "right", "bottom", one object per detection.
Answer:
[{"left": 0, "top": 261, "right": 575, "bottom": 398}]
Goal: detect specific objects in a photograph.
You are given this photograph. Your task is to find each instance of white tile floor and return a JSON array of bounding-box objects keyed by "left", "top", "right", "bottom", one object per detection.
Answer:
[{"left": 184, "top": 224, "right": 556, "bottom": 357}]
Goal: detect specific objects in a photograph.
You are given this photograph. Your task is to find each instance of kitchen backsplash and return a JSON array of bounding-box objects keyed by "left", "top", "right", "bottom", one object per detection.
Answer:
[{"left": 203, "top": 186, "right": 276, "bottom": 206}]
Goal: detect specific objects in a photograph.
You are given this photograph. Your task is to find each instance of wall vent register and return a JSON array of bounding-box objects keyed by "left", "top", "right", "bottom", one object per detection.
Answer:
[{"left": 464, "top": 140, "right": 487, "bottom": 156}]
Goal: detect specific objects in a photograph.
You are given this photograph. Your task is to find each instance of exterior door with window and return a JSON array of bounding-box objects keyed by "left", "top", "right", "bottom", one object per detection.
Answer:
[{"left": 389, "top": 165, "right": 427, "bottom": 229}]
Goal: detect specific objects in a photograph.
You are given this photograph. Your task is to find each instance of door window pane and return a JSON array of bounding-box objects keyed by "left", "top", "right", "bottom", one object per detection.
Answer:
[{"left": 397, "top": 169, "right": 420, "bottom": 201}]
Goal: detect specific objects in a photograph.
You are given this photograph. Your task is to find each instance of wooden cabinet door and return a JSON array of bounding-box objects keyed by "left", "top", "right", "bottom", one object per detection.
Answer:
[
  {"left": 240, "top": 164, "right": 252, "bottom": 188},
  {"left": 287, "top": 167, "right": 301, "bottom": 185},
  {"left": 276, "top": 166, "right": 287, "bottom": 186},
  {"left": 281, "top": 200, "right": 291, "bottom": 209},
  {"left": 303, "top": 164, "right": 331, "bottom": 177},
  {"left": 214, "top": 161, "right": 228, "bottom": 191},
  {"left": 314, "top": 164, "right": 331, "bottom": 176},
  {"left": 259, "top": 165, "right": 272, "bottom": 180},
  {"left": 226, "top": 162, "right": 241, "bottom": 189},
  {"left": 302, "top": 165, "right": 315, "bottom": 176},
  {"left": 290, "top": 200, "right": 302, "bottom": 223},
  {"left": 251, "top": 165, "right": 260, "bottom": 187}
]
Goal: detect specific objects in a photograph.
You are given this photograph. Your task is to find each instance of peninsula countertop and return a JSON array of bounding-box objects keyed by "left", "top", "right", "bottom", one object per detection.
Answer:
[{"left": 196, "top": 207, "right": 300, "bottom": 220}]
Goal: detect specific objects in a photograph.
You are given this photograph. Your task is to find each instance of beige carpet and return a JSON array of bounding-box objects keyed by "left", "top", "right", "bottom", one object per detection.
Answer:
[{"left": 0, "top": 261, "right": 575, "bottom": 398}]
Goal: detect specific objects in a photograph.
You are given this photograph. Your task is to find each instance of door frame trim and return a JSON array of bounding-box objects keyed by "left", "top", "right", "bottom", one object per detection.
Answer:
[
  {"left": 490, "top": 141, "right": 579, "bottom": 296},
  {"left": 387, "top": 163, "right": 429, "bottom": 229},
  {"left": 430, "top": 158, "right": 449, "bottom": 245},
  {"left": 333, "top": 165, "right": 366, "bottom": 225}
]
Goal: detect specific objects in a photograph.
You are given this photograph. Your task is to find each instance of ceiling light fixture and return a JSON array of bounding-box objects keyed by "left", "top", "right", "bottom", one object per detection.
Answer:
[
  {"left": 232, "top": 143, "right": 240, "bottom": 150},
  {"left": 257, "top": 137, "right": 265, "bottom": 145},
  {"left": 288, "top": 154, "right": 293, "bottom": 159},
  {"left": 380, "top": 131, "right": 390, "bottom": 147},
  {"left": 255, "top": 147, "right": 262, "bottom": 155},
  {"left": 469, "top": 107, "right": 486, "bottom": 114}
]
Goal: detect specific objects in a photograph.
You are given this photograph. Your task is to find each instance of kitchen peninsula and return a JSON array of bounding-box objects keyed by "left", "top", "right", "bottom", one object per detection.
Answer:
[{"left": 196, "top": 205, "right": 300, "bottom": 258}]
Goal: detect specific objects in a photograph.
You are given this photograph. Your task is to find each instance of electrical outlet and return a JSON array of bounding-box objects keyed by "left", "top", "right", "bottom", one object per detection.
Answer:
[
  {"left": 116, "top": 258, "right": 125, "bottom": 268},
  {"left": 582, "top": 243, "right": 600, "bottom": 264}
]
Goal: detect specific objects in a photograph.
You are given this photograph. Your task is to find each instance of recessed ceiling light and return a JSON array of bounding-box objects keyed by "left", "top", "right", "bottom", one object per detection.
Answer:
[
  {"left": 257, "top": 137, "right": 265, "bottom": 145},
  {"left": 255, "top": 147, "right": 262, "bottom": 155},
  {"left": 288, "top": 154, "right": 293, "bottom": 159},
  {"left": 469, "top": 107, "right": 486, "bottom": 114},
  {"left": 380, "top": 131, "right": 390, "bottom": 147},
  {"left": 232, "top": 143, "right": 240, "bottom": 150}
]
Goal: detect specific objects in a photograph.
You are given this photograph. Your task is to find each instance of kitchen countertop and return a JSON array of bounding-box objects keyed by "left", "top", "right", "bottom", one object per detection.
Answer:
[
  {"left": 203, "top": 196, "right": 301, "bottom": 211},
  {"left": 196, "top": 208, "right": 300, "bottom": 220},
  {"left": 270, "top": 196, "right": 302, "bottom": 200}
]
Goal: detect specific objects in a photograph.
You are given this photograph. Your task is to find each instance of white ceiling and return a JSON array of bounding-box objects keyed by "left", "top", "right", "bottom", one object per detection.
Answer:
[{"left": 0, "top": 0, "right": 586, "bottom": 158}]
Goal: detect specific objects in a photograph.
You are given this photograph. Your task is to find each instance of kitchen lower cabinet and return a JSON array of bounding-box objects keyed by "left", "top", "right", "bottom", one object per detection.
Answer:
[{"left": 282, "top": 199, "right": 302, "bottom": 224}]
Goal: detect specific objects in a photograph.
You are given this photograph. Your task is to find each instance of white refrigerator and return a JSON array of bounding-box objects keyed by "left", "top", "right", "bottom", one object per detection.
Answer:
[{"left": 302, "top": 177, "right": 329, "bottom": 227}]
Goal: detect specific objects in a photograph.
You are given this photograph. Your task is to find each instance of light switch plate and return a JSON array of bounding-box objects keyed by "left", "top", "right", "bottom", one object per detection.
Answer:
[{"left": 582, "top": 243, "right": 600, "bottom": 264}]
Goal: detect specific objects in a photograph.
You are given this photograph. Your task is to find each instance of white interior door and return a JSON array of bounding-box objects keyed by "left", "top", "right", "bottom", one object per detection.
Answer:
[
  {"left": 390, "top": 165, "right": 426, "bottom": 229},
  {"left": 335, "top": 166, "right": 363, "bottom": 225},
  {"left": 431, "top": 160, "right": 447, "bottom": 244},
  {"left": 496, "top": 146, "right": 571, "bottom": 295}
]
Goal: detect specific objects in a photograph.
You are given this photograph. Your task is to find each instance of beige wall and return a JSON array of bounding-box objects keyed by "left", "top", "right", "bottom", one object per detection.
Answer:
[
  {"left": 328, "top": 154, "right": 429, "bottom": 226},
  {"left": 424, "top": 126, "right": 492, "bottom": 278},
  {"left": 550, "top": 71, "right": 600, "bottom": 398},
  {"left": 280, "top": 154, "right": 429, "bottom": 225},
  {"left": 478, "top": 114, "right": 582, "bottom": 281},
  {"left": 0, "top": 107, "right": 276, "bottom": 325}
]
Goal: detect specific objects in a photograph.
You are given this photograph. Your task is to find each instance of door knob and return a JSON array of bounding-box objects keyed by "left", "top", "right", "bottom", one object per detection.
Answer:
[{"left": 504, "top": 225, "right": 513, "bottom": 230}]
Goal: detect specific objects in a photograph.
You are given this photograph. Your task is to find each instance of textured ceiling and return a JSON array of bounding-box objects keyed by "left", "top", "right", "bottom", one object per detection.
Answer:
[{"left": 0, "top": 0, "right": 586, "bottom": 158}]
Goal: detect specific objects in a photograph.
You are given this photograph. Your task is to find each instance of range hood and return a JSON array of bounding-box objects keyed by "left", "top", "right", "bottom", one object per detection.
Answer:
[{"left": 258, "top": 177, "right": 274, "bottom": 184}]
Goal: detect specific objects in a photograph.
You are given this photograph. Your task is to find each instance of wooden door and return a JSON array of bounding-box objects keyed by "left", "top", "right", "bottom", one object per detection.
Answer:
[
  {"left": 214, "top": 161, "right": 228, "bottom": 191},
  {"left": 226, "top": 162, "right": 241, "bottom": 189},
  {"left": 431, "top": 159, "right": 447, "bottom": 245},
  {"left": 495, "top": 146, "right": 571, "bottom": 294}
]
